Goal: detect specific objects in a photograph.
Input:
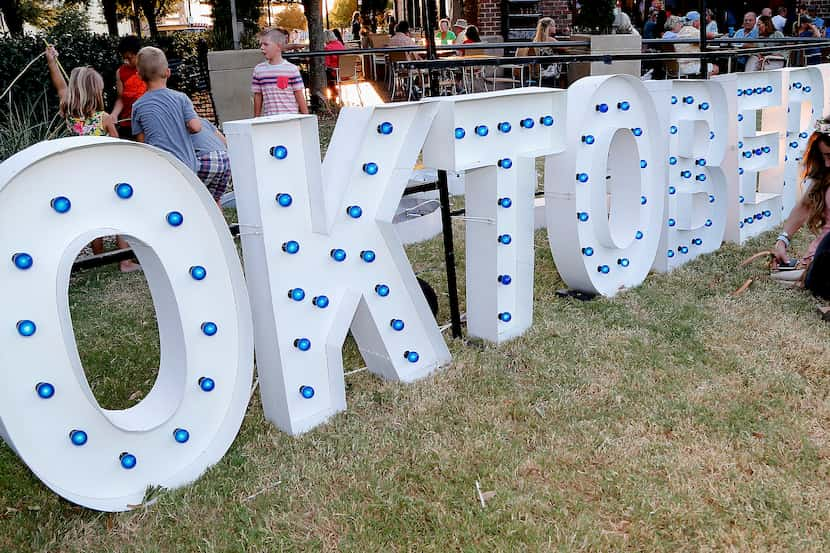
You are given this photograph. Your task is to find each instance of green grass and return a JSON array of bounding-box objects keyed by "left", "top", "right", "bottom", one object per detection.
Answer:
[{"left": 3, "top": 119, "right": 830, "bottom": 550}]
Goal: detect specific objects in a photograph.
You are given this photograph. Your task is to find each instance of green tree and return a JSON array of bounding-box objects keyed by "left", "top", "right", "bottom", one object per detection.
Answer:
[
  {"left": 211, "top": 0, "right": 261, "bottom": 48},
  {"left": 276, "top": 3, "right": 307, "bottom": 30},
  {"left": 573, "top": 0, "right": 614, "bottom": 33},
  {"left": 328, "top": 0, "right": 356, "bottom": 30},
  {"left": 0, "top": 0, "right": 56, "bottom": 36}
]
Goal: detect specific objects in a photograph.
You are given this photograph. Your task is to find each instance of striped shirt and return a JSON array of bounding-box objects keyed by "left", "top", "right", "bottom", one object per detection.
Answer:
[{"left": 251, "top": 60, "right": 304, "bottom": 116}]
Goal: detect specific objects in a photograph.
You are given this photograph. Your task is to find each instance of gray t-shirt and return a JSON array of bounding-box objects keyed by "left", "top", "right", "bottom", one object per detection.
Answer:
[
  {"left": 132, "top": 88, "right": 199, "bottom": 172},
  {"left": 191, "top": 118, "right": 227, "bottom": 157}
]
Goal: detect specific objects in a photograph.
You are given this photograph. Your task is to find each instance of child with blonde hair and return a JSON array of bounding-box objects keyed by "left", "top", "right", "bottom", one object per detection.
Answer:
[
  {"left": 252, "top": 28, "right": 308, "bottom": 116},
  {"left": 46, "top": 45, "right": 140, "bottom": 272}
]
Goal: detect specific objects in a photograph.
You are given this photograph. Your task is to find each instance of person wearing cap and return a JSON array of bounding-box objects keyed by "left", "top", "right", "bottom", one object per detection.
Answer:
[
  {"left": 674, "top": 11, "right": 719, "bottom": 76},
  {"left": 452, "top": 19, "right": 468, "bottom": 44},
  {"left": 798, "top": 14, "right": 822, "bottom": 64},
  {"left": 661, "top": 15, "right": 683, "bottom": 39}
]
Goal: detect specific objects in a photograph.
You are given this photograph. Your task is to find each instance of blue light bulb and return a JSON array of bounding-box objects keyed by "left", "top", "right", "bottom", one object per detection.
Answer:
[
  {"left": 669, "top": 156, "right": 677, "bottom": 165},
  {"left": 360, "top": 250, "right": 376, "bottom": 263},
  {"left": 35, "top": 382, "right": 54, "bottom": 399},
  {"left": 668, "top": 218, "right": 676, "bottom": 227},
  {"left": 300, "top": 385, "right": 315, "bottom": 399},
  {"left": 17, "top": 320, "right": 36, "bottom": 337},
  {"left": 498, "top": 274, "right": 512, "bottom": 285},
  {"left": 276, "top": 193, "right": 293, "bottom": 207},
  {"left": 270, "top": 145, "right": 288, "bottom": 159},
  {"left": 582, "top": 247, "right": 594, "bottom": 256},
  {"left": 671, "top": 96, "right": 678, "bottom": 104},
  {"left": 640, "top": 160, "right": 648, "bottom": 169},
  {"left": 705, "top": 219, "right": 713, "bottom": 227},
  {"left": 764, "top": 85, "right": 773, "bottom": 93},
  {"left": 794, "top": 82, "right": 802, "bottom": 89},
  {"left": 805, "top": 86, "right": 812, "bottom": 93},
  {"left": 709, "top": 131, "right": 715, "bottom": 140},
  {"left": 190, "top": 265, "right": 207, "bottom": 280},
  {"left": 520, "top": 118, "right": 534, "bottom": 129},
  {"left": 282, "top": 240, "right": 300, "bottom": 254},
  {"left": 540, "top": 115, "right": 554, "bottom": 126},
  {"left": 640, "top": 196, "right": 647, "bottom": 205},
  {"left": 763, "top": 210, "right": 772, "bottom": 217},
  {"left": 597, "top": 265, "right": 610, "bottom": 274},
  {"left": 115, "top": 182, "right": 134, "bottom": 199},
  {"left": 294, "top": 338, "right": 311, "bottom": 351},
  {"left": 618, "top": 258, "right": 630, "bottom": 267},
  {"left": 683, "top": 96, "right": 694, "bottom": 104},
  {"left": 635, "top": 231, "right": 643, "bottom": 240},
  {"left": 390, "top": 319, "right": 405, "bottom": 331},
  {"left": 119, "top": 452, "right": 137, "bottom": 470},
  {"left": 739, "top": 168, "right": 745, "bottom": 175},
  {"left": 739, "top": 195, "right": 745, "bottom": 203},
  {"left": 198, "top": 376, "right": 215, "bottom": 392},
  {"left": 289, "top": 288, "right": 306, "bottom": 301},
  {"left": 347, "top": 205, "right": 363, "bottom": 218},
  {"left": 678, "top": 246, "right": 689, "bottom": 254},
  {"left": 667, "top": 250, "right": 675, "bottom": 258},
  {"left": 670, "top": 125, "right": 678, "bottom": 134},
  {"left": 577, "top": 212, "right": 589, "bottom": 222},
  {"left": 681, "top": 170, "right": 691, "bottom": 178},
  {"left": 668, "top": 186, "right": 676, "bottom": 195},
  {"left": 174, "top": 428, "right": 190, "bottom": 443},
  {"left": 12, "top": 252, "right": 33, "bottom": 270},
  {"left": 498, "top": 121, "right": 511, "bottom": 133},
  {"left": 498, "top": 312, "right": 512, "bottom": 322},
  {"left": 618, "top": 101, "right": 631, "bottom": 111},
  {"left": 51, "top": 196, "right": 71, "bottom": 213},
  {"left": 582, "top": 135, "right": 595, "bottom": 145},
  {"left": 404, "top": 350, "right": 419, "bottom": 363},
  {"left": 70, "top": 430, "right": 88, "bottom": 446},
  {"left": 498, "top": 197, "right": 512, "bottom": 208},
  {"left": 692, "top": 238, "right": 703, "bottom": 246},
  {"left": 454, "top": 127, "right": 466, "bottom": 139},
  {"left": 738, "top": 114, "right": 744, "bottom": 122},
  {"left": 576, "top": 173, "right": 589, "bottom": 183},
  {"left": 475, "top": 125, "right": 489, "bottom": 136},
  {"left": 699, "top": 102, "right": 710, "bottom": 110},
  {"left": 363, "top": 162, "right": 379, "bottom": 175},
  {"left": 738, "top": 141, "right": 744, "bottom": 148},
  {"left": 596, "top": 103, "right": 609, "bottom": 113},
  {"left": 743, "top": 151, "right": 752, "bottom": 159},
  {"left": 696, "top": 174, "right": 707, "bottom": 182},
  {"left": 498, "top": 234, "right": 512, "bottom": 245},
  {"left": 762, "top": 146, "right": 771, "bottom": 154},
  {"left": 201, "top": 322, "right": 218, "bottom": 336},
  {"left": 737, "top": 89, "right": 744, "bottom": 96},
  {"left": 696, "top": 158, "right": 706, "bottom": 166},
  {"left": 166, "top": 211, "right": 183, "bottom": 227},
  {"left": 498, "top": 158, "right": 513, "bottom": 169},
  {"left": 375, "top": 284, "right": 390, "bottom": 297},
  {"left": 377, "top": 121, "right": 394, "bottom": 135},
  {"left": 331, "top": 248, "right": 347, "bottom": 262},
  {"left": 755, "top": 213, "right": 763, "bottom": 221},
  {"left": 632, "top": 127, "right": 643, "bottom": 137},
  {"left": 312, "top": 295, "right": 329, "bottom": 308}
]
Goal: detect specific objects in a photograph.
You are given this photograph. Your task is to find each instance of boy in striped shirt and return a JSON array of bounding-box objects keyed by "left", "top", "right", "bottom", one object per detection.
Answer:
[{"left": 252, "top": 28, "right": 309, "bottom": 116}]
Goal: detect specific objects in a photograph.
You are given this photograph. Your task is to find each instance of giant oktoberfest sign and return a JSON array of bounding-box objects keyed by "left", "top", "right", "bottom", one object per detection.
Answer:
[{"left": 1, "top": 65, "right": 828, "bottom": 511}]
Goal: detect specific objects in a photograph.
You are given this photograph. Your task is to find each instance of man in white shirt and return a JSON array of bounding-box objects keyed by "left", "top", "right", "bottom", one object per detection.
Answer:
[
  {"left": 675, "top": 11, "right": 720, "bottom": 75},
  {"left": 772, "top": 6, "right": 788, "bottom": 33}
]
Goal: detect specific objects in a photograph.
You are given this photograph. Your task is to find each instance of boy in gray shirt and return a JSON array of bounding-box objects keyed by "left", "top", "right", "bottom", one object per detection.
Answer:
[
  {"left": 192, "top": 117, "right": 231, "bottom": 204},
  {"left": 131, "top": 46, "right": 201, "bottom": 172}
]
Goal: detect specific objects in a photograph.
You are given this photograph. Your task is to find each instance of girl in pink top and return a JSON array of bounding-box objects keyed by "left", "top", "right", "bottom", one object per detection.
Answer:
[{"left": 774, "top": 120, "right": 830, "bottom": 298}]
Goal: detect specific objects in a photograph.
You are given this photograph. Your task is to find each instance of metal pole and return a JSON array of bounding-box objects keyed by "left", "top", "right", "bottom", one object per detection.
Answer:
[
  {"left": 423, "top": 0, "right": 439, "bottom": 97},
  {"left": 230, "top": 0, "right": 240, "bottom": 49},
  {"left": 699, "top": 0, "right": 708, "bottom": 78},
  {"left": 325, "top": 0, "right": 330, "bottom": 30},
  {"left": 437, "top": 170, "right": 463, "bottom": 339}
]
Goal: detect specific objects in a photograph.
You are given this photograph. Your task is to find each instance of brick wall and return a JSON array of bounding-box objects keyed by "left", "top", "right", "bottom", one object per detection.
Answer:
[{"left": 475, "top": 0, "right": 571, "bottom": 39}]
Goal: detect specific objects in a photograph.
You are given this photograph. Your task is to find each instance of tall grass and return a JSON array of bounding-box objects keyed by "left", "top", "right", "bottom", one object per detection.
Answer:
[{"left": 0, "top": 93, "right": 66, "bottom": 162}]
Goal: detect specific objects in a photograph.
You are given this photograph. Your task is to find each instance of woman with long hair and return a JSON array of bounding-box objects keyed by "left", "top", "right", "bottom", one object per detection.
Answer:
[
  {"left": 515, "top": 17, "right": 559, "bottom": 85},
  {"left": 773, "top": 120, "right": 830, "bottom": 299}
]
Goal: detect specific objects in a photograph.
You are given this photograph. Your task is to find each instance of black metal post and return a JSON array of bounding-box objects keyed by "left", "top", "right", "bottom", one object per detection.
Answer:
[
  {"left": 437, "top": 170, "right": 463, "bottom": 339},
  {"left": 423, "top": 0, "right": 440, "bottom": 97},
  {"left": 699, "top": 0, "right": 708, "bottom": 79}
]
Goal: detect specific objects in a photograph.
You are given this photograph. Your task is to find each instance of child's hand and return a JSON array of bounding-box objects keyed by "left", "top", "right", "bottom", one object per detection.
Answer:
[{"left": 45, "top": 45, "right": 59, "bottom": 62}]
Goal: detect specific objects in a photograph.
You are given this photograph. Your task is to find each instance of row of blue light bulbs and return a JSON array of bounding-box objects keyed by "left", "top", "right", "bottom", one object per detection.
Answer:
[
  {"left": 270, "top": 122, "right": 423, "bottom": 377},
  {"left": 15, "top": 183, "right": 220, "bottom": 470}
]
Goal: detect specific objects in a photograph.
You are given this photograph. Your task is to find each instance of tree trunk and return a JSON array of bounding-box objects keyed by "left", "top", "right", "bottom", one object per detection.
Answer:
[
  {"left": 0, "top": 0, "right": 25, "bottom": 37},
  {"left": 139, "top": 0, "right": 159, "bottom": 38},
  {"left": 102, "top": 0, "right": 120, "bottom": 36},
  {"left": 302, "top": 0, "right": 326, "bottom": 111},
  {"left": 130, "top": 0, "right": 142, "bottom": 37}
]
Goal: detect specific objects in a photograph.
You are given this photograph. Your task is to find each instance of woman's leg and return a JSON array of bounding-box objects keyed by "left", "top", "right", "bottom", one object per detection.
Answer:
[{"left": 805, "top": 232, "right": 830, "bottom": 299}]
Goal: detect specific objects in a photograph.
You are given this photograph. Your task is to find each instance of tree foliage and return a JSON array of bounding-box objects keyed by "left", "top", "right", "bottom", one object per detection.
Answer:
[
  {"left": 328, "top": 0, "right": 356, "bottom": 30},
  {"left": 210, "top": 0, "right": 261, "bottom": 49},
  {"left": 573, "top": 0, "right": 615, "bottom": 34},
  {"left": 276, "top": 4, "right": 307, "bottom": 30}
]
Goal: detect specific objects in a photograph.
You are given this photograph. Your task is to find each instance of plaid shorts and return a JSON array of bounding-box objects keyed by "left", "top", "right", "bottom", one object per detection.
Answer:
[{"left": 197, "top": 150, "right": 231, "bottom": 202}]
